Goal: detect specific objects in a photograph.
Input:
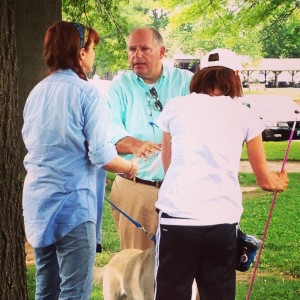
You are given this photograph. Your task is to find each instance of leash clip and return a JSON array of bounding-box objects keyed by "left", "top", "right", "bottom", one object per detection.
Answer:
[
  {"left": 139, "top": 226, "right": 156, "bottom": 242},
  {"left": 105, "top": 197, "right": 156, "bottom": 243}
]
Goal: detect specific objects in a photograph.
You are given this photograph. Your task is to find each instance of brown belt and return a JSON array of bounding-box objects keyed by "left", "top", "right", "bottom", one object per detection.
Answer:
[{"left": 119, "top": 174, "right": 163, "bottom": 188}]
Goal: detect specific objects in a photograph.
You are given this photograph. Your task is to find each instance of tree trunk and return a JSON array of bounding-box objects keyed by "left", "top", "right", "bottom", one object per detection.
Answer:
[
  {"left": 0, "top": 1, "right": 61, "bottom": 299},
  {"left": 0, "top": 1, "right": 28, "bottom": 299},
  {"left": 16, "top": 0, "right": 62, "bottom": 171}
]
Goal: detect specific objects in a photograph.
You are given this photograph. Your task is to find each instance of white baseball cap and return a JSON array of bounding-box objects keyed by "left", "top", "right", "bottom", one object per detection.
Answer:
[{"left": 200, "top": 48, "right": 243, "bottom": 71}]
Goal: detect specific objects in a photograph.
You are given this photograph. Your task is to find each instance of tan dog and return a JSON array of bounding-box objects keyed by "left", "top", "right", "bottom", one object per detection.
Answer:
[{"left": 95, "top": 246, "right": 200, "bottom": 300}]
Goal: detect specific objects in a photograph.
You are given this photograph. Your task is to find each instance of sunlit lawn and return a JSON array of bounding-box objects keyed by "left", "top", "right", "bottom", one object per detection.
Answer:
[
  {"left": 241, "top": 140, "right": 300, "bottom": 161},
  {"left": 27, "top": 141, "right": 300, "bottom": 299}
]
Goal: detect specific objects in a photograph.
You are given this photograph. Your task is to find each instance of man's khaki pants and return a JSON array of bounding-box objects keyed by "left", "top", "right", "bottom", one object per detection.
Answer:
[{"left": 110, "top": 175, "right": 159, "bottom": 250}]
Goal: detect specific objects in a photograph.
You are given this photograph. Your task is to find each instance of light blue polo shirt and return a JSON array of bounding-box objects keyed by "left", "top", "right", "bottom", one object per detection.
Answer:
[
  {"left": 22, "top": 69, "right": 117, "bottom": 247},
  {"left": 107, "top": 65, "right": 193, "bottom": 181}
]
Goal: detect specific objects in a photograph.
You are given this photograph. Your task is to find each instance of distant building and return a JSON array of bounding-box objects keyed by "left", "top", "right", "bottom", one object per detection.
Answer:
[
  {"left": 171, "top": 54, "right": 300, "bottom": 87},
  {"left": 241, "top": 58, "right": 300, "bottom": 87}
]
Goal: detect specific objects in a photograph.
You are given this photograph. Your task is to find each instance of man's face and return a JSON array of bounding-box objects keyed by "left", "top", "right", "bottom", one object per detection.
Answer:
[{"left": 127, "top": 29, "right": 165, "bottom": 83}]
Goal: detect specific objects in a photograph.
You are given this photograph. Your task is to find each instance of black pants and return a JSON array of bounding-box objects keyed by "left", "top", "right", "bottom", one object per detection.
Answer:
[{"left": 154, "top": 221, "right": 237, "bottom": 300}]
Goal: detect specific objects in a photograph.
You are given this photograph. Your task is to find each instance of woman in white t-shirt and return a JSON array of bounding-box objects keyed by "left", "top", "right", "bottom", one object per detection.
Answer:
[{"left": 154, "top": 48, "right": 289, "bottom": 300}]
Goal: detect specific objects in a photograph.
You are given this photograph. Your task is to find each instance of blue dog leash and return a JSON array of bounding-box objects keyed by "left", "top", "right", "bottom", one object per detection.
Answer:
[{"left": 104, "top": 197, "right": 156, "bottom": 243}]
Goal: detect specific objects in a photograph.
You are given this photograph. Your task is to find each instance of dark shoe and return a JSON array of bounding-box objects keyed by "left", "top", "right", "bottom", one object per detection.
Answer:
[{"left": 96, "top": 244, "right": 102, "bottom": 253}]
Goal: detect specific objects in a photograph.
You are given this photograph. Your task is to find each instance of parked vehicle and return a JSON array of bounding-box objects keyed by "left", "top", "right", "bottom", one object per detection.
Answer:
[
  {"left": 265, "top": 81, "right": 292, "bottom": 88},
  {"left": 265, "top": 81, "right": 275, "bottom": 88},
  {"left": 294, "top": 81, "right": 300, "bottom": 88},
  {"left": 278, "top": 81, "right": 290, "bottom": 88},
  {"left": 242, "top": 81, "right": 249, "bottom": 88},
  {"left": 240, "top": 94, "right": 300, "bottom": 141}
]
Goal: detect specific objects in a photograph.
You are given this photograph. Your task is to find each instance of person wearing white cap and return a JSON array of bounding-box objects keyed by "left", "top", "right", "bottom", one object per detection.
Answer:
[
  {"left": 200, "top": 48, "right": 243, "bottom": 72},
  {"left": 153, "top": 48, "right": 289, "bottom": 300}
]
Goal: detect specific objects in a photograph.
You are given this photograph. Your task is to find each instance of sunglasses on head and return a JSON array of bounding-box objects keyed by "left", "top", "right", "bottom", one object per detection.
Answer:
[{"left": 149, "top": 87, "right": 163, "bottom": 111}]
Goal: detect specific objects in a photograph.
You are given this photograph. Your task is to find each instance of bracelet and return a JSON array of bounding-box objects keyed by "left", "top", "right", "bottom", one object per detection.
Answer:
[{"left": 126, "top": 161, "right": 134, "bottom": 174}]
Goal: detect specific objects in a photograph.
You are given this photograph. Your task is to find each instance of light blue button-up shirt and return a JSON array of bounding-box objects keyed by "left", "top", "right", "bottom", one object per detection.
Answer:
[
  {"left": 22, "top": 69, "right": 117, "bottom": 247},
  {"left": 107, "top": 65, "right": 193, "bottom": 181}
]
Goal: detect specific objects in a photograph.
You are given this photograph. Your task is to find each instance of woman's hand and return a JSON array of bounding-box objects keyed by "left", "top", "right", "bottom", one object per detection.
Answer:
[
  {"left": 123, "top": 158, "right": 139, "bottom": 179},
  {"left": 257, "top": 170, "right": 289, "bottom": 192}
]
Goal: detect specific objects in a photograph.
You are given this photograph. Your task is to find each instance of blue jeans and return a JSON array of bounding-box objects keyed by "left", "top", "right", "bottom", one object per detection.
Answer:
[
  {"left": 96, "top": 168, "right": 106, "bottom": 245},
  {"left": 34, "top": 221, "right": 96, "bottom": 300}
]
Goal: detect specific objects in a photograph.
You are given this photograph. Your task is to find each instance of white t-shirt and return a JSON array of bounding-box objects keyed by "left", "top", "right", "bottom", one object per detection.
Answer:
[{"left": 156, "top": 93, "right": 265, "bottom": 225}]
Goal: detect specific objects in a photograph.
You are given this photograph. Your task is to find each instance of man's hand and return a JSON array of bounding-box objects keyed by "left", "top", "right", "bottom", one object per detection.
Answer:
[
  {"left": 116, "top": 136, "right": 161, "bottom": 160},
  {"left": 132, "top": 141, "right": 161, "bottom": 160}
]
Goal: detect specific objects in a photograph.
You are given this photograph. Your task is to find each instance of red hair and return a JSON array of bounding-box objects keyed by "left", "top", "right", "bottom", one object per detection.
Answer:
[
  {"left": 44, "top": 21, "right": 100, "bottom": 80},
  {"left": 190, "top": 67, "right": 243, "bottom": 98}
]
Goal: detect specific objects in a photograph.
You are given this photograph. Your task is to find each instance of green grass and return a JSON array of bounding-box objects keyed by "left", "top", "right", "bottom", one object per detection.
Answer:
[
  {"left": 241, "top": 141, "right": 300, "bottom": 161},
  {"left": 27, "top": 144, "right": 300, "bottom": 299},
  {"left": 239, "top": 174, "right": 300, "bottom": 275},
  {"left": 237, "top": 172, "right": 300, "bottom": 299},
  {"left": 27, "top": 266, "right": 36, "bottom": 300},
  {"left": 26, "top": 175, "right": 300, "bottom": 299},
  {"left": 95, "top": 174, "right": 300, "bottom": 300},
  {"left": 236, "top": 277, "right": 300, "bottom": 300}
]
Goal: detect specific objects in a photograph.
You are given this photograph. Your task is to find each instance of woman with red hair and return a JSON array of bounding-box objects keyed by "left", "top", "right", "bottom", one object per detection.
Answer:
[{"left": 22, "top": 21, "right": 138, "bottom": 299}]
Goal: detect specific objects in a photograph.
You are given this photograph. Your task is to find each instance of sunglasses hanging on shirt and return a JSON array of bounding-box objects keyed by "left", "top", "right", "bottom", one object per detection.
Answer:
[{"left": 147, "top": 87, "right": 163, "bottom": 115}]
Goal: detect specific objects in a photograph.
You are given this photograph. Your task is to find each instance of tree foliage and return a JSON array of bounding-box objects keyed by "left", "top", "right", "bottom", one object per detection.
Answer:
[
  {"left": 260, "top": 10, "right": 300, "bottom": 58},
  {"left": 63, "top": 0, "right": 169, "bottom": 74},
  {"left": 160, "top": 0, "right": 300, "bottom": 58},
  {"left": 63, "top": 0, "right": 129, "bottom": 73},
  {"left": 62, "top": 0, "right": 300, "bottom": 73}
]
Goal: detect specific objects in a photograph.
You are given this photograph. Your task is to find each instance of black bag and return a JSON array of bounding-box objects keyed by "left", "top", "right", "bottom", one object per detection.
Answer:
[{"left": 236, "top": 228, "right": 262, "bottom": 272}]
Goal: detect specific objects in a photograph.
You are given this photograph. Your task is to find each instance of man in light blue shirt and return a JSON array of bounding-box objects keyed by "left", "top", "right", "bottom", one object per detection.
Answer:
[{"left": 107, "top": 27, "right": 193, "bottom": 250}]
